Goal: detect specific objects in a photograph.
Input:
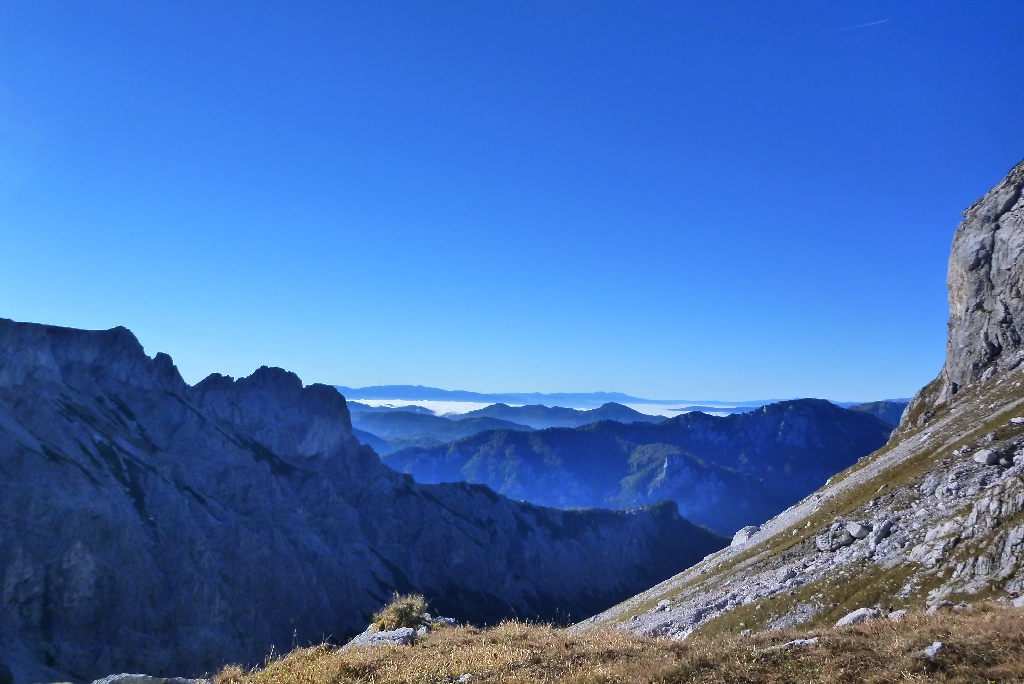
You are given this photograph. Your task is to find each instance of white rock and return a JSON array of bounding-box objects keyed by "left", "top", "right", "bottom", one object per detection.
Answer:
[
  {"left": 731, "top": 526, "right": 760, "bottom": 546},
  {"left": 762, "top": 636, "right": 819, "bottom": 653},
  {"left": 923, "top": 641, "right": 944, "bottom": 658},
  {"left": 846, "top": 522, "right": 872, "bottom": 539},
  {"left": 776, "top": 568, "right": 796, "bottom": 583},
  {"left": 974, "top": 449, "right": 999, "bottom": 465},
  {"left": 1011, "top": 596, "right": 1024, "bottom": 608},
  {"left": 368, "top": 627, "right": 416, "bottom": 646},
  {"left": 887, "top": 609, "right": 907, "bottom": 621},
  {"left": 835, "top": 607, "right": 880, "bottom": 626},
  {"left": 1010, "top": 417, "right": 1024, "bottom": 425}
]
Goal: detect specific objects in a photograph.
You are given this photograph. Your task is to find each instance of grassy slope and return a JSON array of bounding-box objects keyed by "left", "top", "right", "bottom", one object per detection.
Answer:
[
  {"left": 588, "top": 371, "right": 1024, "bottom": 636},
  {"left": 218, "top": 602, "right": 1024, "bottom": 683}
]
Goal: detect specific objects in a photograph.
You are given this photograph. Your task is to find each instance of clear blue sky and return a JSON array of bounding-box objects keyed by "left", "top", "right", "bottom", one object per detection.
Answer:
[{"left": 1, "top": 2, "right": 1022, "bottom": 401}]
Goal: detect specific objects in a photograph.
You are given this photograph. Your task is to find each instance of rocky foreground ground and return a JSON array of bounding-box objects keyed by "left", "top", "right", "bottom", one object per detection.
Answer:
[{"left": 213, "top": 602, "right": 1024, "bottom": 683}]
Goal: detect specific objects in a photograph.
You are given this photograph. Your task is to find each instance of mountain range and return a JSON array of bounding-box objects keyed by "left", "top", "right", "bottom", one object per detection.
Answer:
[
  {"left": 0, "top": 320, "right": 726, "bottom": 683},
  {"left": 382, "top": 400, "right": 895, "bottom": 535},
  {"left": 334, "top": 385, "right": 771, "bottom": 410}
]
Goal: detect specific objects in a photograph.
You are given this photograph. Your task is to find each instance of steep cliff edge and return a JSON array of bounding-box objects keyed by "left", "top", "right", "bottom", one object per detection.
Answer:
[
  {"left": 904, "top": 159, "right": 1024, "bottom": 425},
  {"left": 581, "top": 159, "right": 1024, "bottom": 639},
  {"left": 0, "top": 319, "right": 725, "bottom": 683}
]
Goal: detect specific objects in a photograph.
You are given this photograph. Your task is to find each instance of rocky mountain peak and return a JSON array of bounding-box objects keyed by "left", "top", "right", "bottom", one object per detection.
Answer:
[
  {"left": 191, "top": 366, "right": 354, "bottom": 458},
  {"left": 0, "top": 318, "right": 185, "bottom": 393},
  {"left": 906, "top": 159, "right": 1024, "bottom": 423}
]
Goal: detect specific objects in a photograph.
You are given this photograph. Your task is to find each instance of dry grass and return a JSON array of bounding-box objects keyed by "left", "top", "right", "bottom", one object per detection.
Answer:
[
  {"left": 216, "top": 602, "right": 1024, "bottom": 683},
  {"left": 372, "top": 594, "right": 430, "bottom": 631}
]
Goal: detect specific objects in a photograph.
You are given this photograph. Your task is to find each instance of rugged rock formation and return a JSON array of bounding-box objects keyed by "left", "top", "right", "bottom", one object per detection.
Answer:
[
  {"left": 383, "top": 401, "right": 893, "bottom": 535},
  {"left": 0, "top": 319, "right": 725, "bottom": 683},
  {"left": 906, "top": 159, "right": 1024, "bottom": 422},
  {"left": 579, "top": 159, "right": 1024, "bottom": 641}
]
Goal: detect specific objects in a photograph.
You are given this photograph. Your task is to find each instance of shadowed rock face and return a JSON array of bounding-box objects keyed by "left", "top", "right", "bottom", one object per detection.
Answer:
[{"left": 0, "top": 319, "right": 725, "bottom": 683}]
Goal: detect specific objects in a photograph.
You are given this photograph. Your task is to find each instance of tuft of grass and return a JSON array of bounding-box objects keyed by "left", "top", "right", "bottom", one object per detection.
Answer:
[
  {"left": 217, "top": 602, "right": 1024, "bottom": 683},
  {"left": 372, "top": 593, "right": 429, "bottom": 631}
]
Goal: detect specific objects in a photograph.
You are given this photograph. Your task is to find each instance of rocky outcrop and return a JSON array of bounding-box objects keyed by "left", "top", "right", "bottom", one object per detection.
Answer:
[
  {"left": 579, "top": 159, "right": 1024, "bottom": 641},
  {"left": 0, "top": 319, "right": 725, "bottom": 683},
  {"left": 905, "top": 159, "right": 1024, "bottom": 423}
]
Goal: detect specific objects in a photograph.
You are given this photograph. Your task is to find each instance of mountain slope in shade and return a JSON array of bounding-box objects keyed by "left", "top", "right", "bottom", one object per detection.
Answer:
[
  {"left": 848, "top": 400, "right": 909, "bottom": 426},
  {"left": 0, "top": 319, "right": 726, "bottom": 684},
  {"left": 383, "top": 400, "right": 893, "bottom": 535}
]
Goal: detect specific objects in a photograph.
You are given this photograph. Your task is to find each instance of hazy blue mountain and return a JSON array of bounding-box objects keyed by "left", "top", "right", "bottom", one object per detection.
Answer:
[
  {"left": 350, "top": 427, "right": 392, "bottom": 454},
  {"left": 847, "top": 400, "right": 910, "bottom": 426},
  {"left": 348, "top": 401, "right": 435, "bottom": 415},
  {"left": 384, "top": 399, "right": 893, "bottom": 535},
  {"left": 458, "top": 402, "right": 666, "bottom": 429},
  {"left": 349, "top": 409, "right": 533, "bottom": 450},
  {"left": 666, "top": 405, "right": 762, "bottom": 415},
  {"left": 335, "top": 384, "right": 773, "bottom": 410}
]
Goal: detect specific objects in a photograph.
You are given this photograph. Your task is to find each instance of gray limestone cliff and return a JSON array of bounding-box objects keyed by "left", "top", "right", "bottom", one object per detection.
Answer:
[
  {"left": 0, "top": 320, "right": 725, "bottom": 683},
  {"left": 905, "top": 159, "right": 1024, "bottom": 424}
]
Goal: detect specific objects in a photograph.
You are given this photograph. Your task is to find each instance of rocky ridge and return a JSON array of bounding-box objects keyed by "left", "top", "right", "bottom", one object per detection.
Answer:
[
  {"left": 0, "top": 320, "right": 725, "bottom": 683},
  {"left": 580, "top": 158, "right": 1024, "bottom": 639}
]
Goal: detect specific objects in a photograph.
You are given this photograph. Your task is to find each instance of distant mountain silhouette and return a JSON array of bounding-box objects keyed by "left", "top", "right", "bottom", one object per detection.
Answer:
[
  {"left": 334, "top": 384, "right": 772, "bottom": 410},
  {"left": 458, "top": 402, "right": 666, "bottom": 429},
  {"left": 349, "top": 409, "right": 533, "bottom": 453},
  {"left": 847, "top": 400, "right": 909, "bottom": 426}
]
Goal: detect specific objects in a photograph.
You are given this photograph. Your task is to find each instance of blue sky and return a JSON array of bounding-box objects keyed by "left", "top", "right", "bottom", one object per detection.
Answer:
[{"left": 1, "top": 1, "right": 1022, "bottom": 401}]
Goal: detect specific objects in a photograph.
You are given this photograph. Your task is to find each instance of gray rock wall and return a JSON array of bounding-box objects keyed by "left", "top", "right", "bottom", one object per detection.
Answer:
[{"left": 905, "top": 159, "right": 1024, "bottom": 426}]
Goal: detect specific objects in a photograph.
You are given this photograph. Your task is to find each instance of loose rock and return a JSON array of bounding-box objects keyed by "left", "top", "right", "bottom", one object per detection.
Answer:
[
  {"left": 973, "top": 449, "right": 999, "bottom": 465},
  {"left": 835, "top": 607, "right": 880, "bottom": 626},
  {"left": 846, "top": 522, "right": 872, "bottom": 539}
]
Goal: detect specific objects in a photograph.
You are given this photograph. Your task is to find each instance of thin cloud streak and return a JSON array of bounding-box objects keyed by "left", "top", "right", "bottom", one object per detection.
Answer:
[{"left": 820, "top": 19, "right": 890, "bottom": 36}]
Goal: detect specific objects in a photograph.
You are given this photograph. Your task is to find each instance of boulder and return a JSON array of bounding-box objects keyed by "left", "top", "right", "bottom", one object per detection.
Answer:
[
  {"left": 368, "top": 627, "right": 416, "bottom": 646},
  {"left": 974, "top": 449, "right": 999, "bottom": 465},
  {"left": 816, "top": 522, "right": 856, "bottom": 551},
  {"left": 887, "top": 609, "right": 907, "bottom": 621},
  {"left": 869, "top": 519, "right": 894, "bottom": 546},
  {"left": 835, "top": 607, "right": 880, "bottom": 627},
  {"left": 923, "top": 641, "right": 944, "bottom": 658},
  {"left": 776, "top": 568, "right": 796, "bottom": 583},
  {"left": 846, "top": 522, "right": 872, "bottom": 539}
]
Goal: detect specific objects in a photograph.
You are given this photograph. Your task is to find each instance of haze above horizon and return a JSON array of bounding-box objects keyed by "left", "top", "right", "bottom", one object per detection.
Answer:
[{"left": 1, "top": 1, "right": 1022, "bottom": 400}]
